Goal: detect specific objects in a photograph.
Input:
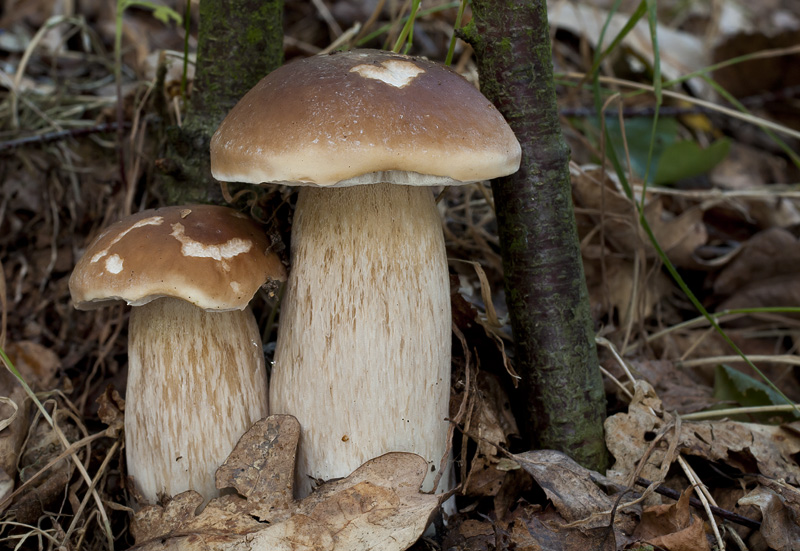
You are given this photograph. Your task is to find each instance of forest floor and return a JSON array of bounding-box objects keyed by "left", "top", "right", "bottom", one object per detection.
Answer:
[{"left": 1, "top": 0, "right": 800, "bottom": 549}]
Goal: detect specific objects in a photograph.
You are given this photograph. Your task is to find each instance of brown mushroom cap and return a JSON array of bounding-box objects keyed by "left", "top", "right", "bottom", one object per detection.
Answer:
[
  {"left": 69, "top": 205, "right": 286, "bottom": 311},
  {"left": 210, "top": 49, "right": 521, "bottom": 187}
]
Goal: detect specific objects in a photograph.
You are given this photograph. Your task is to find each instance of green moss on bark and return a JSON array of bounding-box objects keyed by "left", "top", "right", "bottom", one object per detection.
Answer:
[{"left": 157, "top": 0, "right": 284, "bottom": 204}]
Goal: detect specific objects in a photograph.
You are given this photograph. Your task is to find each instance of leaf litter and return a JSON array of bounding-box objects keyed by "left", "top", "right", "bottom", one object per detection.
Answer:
[{"left": 2, "top": 0, "right": 800, "bottom": 549}]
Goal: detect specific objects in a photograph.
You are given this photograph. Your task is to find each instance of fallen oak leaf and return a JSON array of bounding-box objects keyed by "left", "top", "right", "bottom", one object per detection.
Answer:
[
  {"left": 131, "top": 415, "right": 440, "bottom": 551},
  {"left": 131, "top": 415, "right": 300, "bottom": 544},
  {"left": 248, "top": 454, "right": 438, "bottom": 551},
  {"left": 215, "top": 413, "right": 299, "bottom": 517}
]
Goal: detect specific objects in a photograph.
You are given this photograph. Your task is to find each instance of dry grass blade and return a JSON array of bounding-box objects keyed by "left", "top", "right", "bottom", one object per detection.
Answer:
[
  {"left": 0, "top": 431, "right": 108, "bottom": 512},
  {"left": 0, "top": 258, "right": 6, "bottom": 350},
  {"left": 681, "top": 404, "right": 800, "bottom": 420},
  {"left": 0, "top": 350, "right": 115, "bottom": 549},
  {"left": 677, "top": 455, "right": 724, "bottom": 550},
  {"left": 678, "top": 354, "right": 800, "bottom": 368},
  {"left": 564, "top": 72, "right": 800, "bottom": 141}
]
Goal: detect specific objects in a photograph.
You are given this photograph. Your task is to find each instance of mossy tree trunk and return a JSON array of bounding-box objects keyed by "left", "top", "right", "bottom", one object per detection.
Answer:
[
  {"left": 462, "top": 0, "right": 608, "bottom": 471},
  {"left": 159, "top": 0, "right": 284, "bottom": 204}
]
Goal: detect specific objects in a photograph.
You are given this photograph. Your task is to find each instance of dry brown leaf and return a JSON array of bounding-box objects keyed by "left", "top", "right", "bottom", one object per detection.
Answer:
[
  {"left": 623, "top": 360, "right": 717, "bottom": 415},
  {"left": 710, "top": 142, "right": 793, "bottom": 193},
  {"left": 473, "top": 373, "right": 518, "bottom": 458},
  {"left": 4, "top": 340, "right": 60, "bottom": 390},
  {"left": 505, "top": 506, "right": 620, "bottom": 551},
  {"left": 739, "top": 483, "right": 800, "bottom": 551},
  {"left": 548, "top": 2, "right": 708, "bottom": 87},
  {"left": 463, "top": 373, "right": 519, "bottom": 499},
  {"left": 443, "top": 517, "right": 495, "bottom": 551},
  {"left": 714, "top": 227, "right": 800, "bottom": 292},
  {"left": 511, "top": 449, "right": 639, "bottom": 546},
  {"left": 96, "top": 385, "right": 125, "bottom": 438},
  {"left": 132, "top": 415, "right": 439, "bottom": 551},
  {"left": 604, "top": 381, "right": 671, "bottom": 486},
  {"left": 633, "top": 488, "right": 711, "bottom": 551},
  {"left": 739, "top": 481, "right": 800, "bottom": 551},
  {"left": 713, "top": 226, "right": 800, "bottom": 310},
  {"left": 586, "top": 259, "right": 672, "bottom": 327},
  {"left": 573, "top": 169, "right": 707, "bottom": 268},
  {"left": 718, "top": 272, "right": 800, "bottom": 311},
  {"left": 215, "top": 413, "right": 298, "bottom": 515},
  {"left": 605, "top": 381, "right": 800, "bottom": 487},
  {"left": 514, "top": 450, "right": 616, "bottom": 524},
  {"left": 649, "top": 204, "right": 709, "bottom": 269},
  {"left": 492, "top": 467, "right": 533, "bottom": 520},
  {"left": 444, "top": 504, "right": 622, "bottom": 551}
]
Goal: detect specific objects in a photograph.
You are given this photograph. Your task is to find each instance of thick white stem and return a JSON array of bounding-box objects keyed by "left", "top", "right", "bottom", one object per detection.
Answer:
[
  {"left": 126, "top": 298, "right": 268, "bottom": 503},
  {"left": 271, "top": 183, "right": 452, "bottom": 497}
]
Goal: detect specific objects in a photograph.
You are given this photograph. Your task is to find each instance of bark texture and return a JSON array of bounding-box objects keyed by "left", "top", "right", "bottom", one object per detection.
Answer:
[
  {"left": 463, "top": 0, "right": 608, "bottom": 471},
  {"left": 159, "top": 0, "right": 284, "bottom": 204}
]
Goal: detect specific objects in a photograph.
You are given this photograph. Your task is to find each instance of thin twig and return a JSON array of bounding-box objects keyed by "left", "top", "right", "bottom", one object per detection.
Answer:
[
  {"left": 634, "top": 476, "right": 761, "bottom": 530},
  {"left": 0, "top": 122, "right": 129, "bottom": 154}
]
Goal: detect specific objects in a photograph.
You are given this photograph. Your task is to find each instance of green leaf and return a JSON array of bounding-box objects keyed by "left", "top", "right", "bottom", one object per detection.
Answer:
[
  {"left": 713, "top": 364, "right": 800, "bottom": 423},
  {"left": 654, "top": 138, "right": 730, "bottom": 185},
  {"left": 119, "top": 0, "right": 182, "bottom": 25},
  {"left": 603, "top": 116, "right": 678, "bottom": 182}
]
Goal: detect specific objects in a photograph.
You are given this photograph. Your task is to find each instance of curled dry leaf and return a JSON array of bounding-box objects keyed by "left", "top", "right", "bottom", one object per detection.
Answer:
[
  {"left": 605, "top": 381, "right": 800, "bottom": 488},
  {"left": 132, "top": 415, "right": 440, "bottom": 551},
  {"left": 714, "top": 227, "right": 800, "bottom": 305},
  {"left": 462, "top": 373, "right": 519, "bottom": 499},
  {"left": 512, "top": 449, "right": 638, "bottom": 538},
  {"left": 739, "top": 481, "right": 800, "bottom": 551},
  {"left": 633, "top": 488, "right": 711, "bottom": 551}
]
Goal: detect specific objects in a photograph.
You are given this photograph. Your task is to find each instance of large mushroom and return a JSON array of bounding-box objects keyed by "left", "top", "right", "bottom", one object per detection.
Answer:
[
  {"left": 69, "top": 205, "right": 286, "bottom": 503},
  {"left": 211, "top": 49, "right": 520, "bottom": 497}
]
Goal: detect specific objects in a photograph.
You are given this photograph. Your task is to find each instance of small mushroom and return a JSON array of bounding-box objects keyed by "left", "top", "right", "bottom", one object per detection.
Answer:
[
  {"left": 211, "top": 49, "right": 521, "bottom": 497},
  {"left": 69, "top": 205, "right": 286, "bottom": 503}
]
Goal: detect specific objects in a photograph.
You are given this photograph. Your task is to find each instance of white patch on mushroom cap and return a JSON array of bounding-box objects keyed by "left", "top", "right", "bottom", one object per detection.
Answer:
[
  {"left": 91, "top": 216, "right": 164, "bottom": 263},
  {"left": 170, "top": 223, "right": 252, "bottom": 269},
  {"left": 105, "top": 254, "right": 123, "bottom": 274},
  {"left": 350, "top": 60, "right": 425, "bottom": 88}
]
